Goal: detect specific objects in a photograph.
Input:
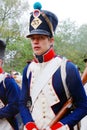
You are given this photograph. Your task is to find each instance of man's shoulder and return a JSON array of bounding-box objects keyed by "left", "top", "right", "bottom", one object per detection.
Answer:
[
  {"left": 3, "top": 73, "right": 16, "bottom": 86},
  {"left": 0, "top": 72, "right": 10, "bottom": 83}
]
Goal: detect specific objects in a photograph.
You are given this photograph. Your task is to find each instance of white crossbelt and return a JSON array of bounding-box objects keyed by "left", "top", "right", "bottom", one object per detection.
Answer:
[{"left": 30, "top": 57, "right": 63, "bottom": 106}]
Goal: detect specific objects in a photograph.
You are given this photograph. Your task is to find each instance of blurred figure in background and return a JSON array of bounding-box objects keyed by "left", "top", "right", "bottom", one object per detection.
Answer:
[
  {"left": 0, "top": 39, "right": 20, "bottom": 130},
  {"left": 11, "top": 70, "right": 22, "bottom": 89}
]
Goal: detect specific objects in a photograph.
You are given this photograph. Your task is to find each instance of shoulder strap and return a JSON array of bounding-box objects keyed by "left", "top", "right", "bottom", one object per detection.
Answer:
[
  {"left": 61, "top": 59, "right": 71, "bottom": 99},
  {"left": 27, "top": 57, "right": 63, "bottom": 105},
  {"left": 0, "top": 73, "right": 10, "bottom": 89}
]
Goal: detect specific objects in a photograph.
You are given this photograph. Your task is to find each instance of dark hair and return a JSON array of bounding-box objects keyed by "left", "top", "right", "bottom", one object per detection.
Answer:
[{"left": 0, "top": 40, "right": 6, "bottom": 59}]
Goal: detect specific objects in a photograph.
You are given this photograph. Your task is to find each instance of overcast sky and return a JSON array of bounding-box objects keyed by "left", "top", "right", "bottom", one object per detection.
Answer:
[{"left": 25, "top": 0, "right": 87, "bottom": 26}]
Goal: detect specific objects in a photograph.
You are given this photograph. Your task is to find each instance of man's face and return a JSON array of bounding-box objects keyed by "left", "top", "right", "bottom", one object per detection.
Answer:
[{"left": 29, "top": 34, "right": 54, "bottom": 55}]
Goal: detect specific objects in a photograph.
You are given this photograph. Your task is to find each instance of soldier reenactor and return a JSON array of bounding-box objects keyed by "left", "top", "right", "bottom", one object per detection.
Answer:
[
  {"left": 0, "top": 39, "right": 20, "bottom": 130},
  {"left": 19, "top": 2, "right": 87, "bottom": 130}
]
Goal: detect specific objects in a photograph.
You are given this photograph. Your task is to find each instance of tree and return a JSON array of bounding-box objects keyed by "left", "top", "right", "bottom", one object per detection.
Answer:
[
  {"left": 0, "top": 0, "right": 29, "bottom": 43},
  {"left": 4, "top": 37, "right": 33, "bottom": 73},
  {"left": 56, "top": 18, "right": 78, "bottom": 44}
]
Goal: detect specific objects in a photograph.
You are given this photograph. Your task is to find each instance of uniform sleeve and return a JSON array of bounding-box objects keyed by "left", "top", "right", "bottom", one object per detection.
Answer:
[
  {"left": 60, "top": 61, "right": 87, "bottom": 128},
  {"left": 19, "top": 64, "right": 34, "bottom": 125},
  {"left": 0, "top": 77, "right": 19, "bottom": 118}
]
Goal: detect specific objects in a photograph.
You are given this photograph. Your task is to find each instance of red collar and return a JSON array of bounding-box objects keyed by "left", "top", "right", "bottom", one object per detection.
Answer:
[
  {"left": 0, "top": 67, "right": 4, "bottom": 73},
  {"left": 34, "top": 48, "right": 56, "bottom": 63}
]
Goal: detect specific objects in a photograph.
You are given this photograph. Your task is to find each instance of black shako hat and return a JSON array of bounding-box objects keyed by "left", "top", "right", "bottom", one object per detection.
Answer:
[
  {"left": 0, "top": 40, "right": 6, "bottom": 60},
  {"left": 84, "top": 58, "right": 87, "bottom": 63},
  {"left": 26, "top": 2, "right": 58, "bottom": 38}
]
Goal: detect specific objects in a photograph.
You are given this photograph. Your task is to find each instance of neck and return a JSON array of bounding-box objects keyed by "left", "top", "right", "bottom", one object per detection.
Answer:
[{"left": 34, "top": 47, "right": 56, "bottom": 63}]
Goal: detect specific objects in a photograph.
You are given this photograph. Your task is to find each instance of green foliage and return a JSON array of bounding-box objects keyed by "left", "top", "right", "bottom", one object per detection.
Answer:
[
  {"left": 0, "top": 0, "right": 29, "bottom": 43},
  {"left": 54, "top": 35, "right": 86, "bottom": 72},
  {"left": 4, "top": 37, "right": 33, "bottom": 73}
]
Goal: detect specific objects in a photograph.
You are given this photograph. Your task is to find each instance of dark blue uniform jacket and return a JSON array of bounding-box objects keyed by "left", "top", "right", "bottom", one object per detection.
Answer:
[
  {"left": 0, "top": 75, "right": 20, "bottom": 130},
  {"left": 19, "top": 59, "right": 87, "bottom": 129}
]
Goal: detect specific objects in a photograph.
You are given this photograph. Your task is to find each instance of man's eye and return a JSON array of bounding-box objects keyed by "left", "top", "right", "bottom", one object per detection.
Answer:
[
  {"left": 39, "top": 36, "right": 46, "bottom": 39},
  {"left": 30, "top": 38, "right": 34, "bottom": 41}
]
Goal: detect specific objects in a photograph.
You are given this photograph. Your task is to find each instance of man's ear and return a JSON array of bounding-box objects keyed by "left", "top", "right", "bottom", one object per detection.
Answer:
[{"left": 50, "top": 37, "right": 54, "bottom": 46}]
